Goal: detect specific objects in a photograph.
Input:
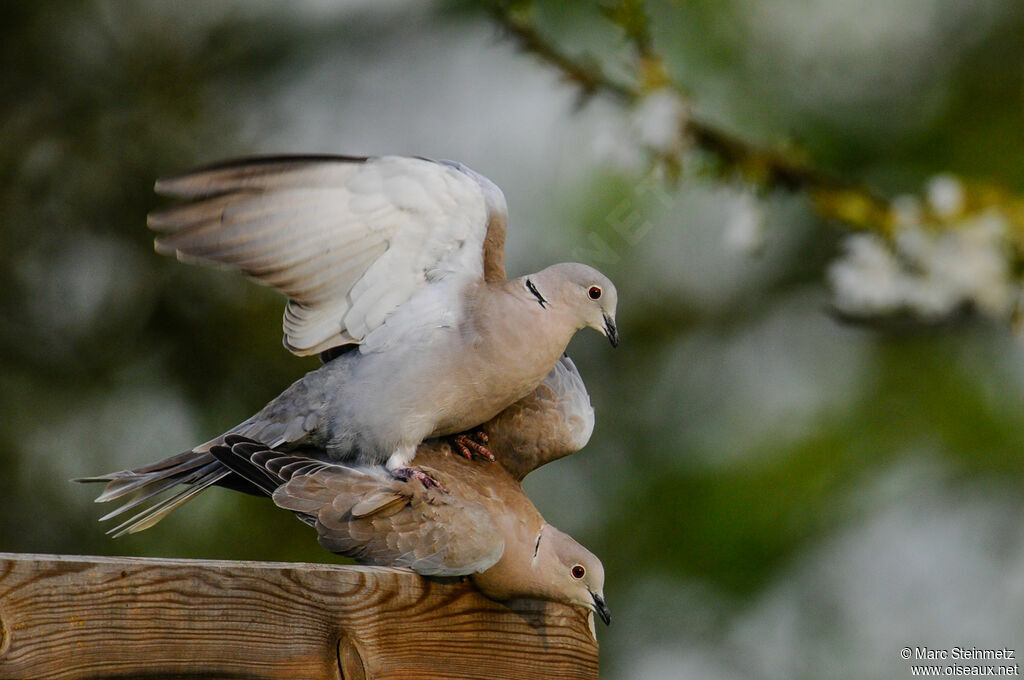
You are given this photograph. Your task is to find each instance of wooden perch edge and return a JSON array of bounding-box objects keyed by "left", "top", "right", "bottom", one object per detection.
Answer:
[{"left": 0, "top": 552, "right": 599, "bottom": 680}]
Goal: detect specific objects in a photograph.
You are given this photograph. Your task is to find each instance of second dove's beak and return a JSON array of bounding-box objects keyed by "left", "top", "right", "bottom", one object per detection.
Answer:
[
  {"left": 592, "top": 592, "right": 611, "bottom": 625},
  {"left": 602, "top": 314, "right": 619, "bottom": 348}
]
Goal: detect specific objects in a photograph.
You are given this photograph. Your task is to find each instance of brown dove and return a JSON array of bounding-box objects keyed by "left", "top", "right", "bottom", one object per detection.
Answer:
[
  {"left": 143, "top": 154, "right": 618, "bottom": 491},
  {"left": 79, "top": 355, "right": 608, "bottom": 621},
  {"left": 207, "top": 434, "right": 610, "bottom": 625}
]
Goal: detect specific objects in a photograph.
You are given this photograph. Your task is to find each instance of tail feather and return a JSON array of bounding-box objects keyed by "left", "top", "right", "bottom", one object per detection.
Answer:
[
  {"left": 106, "top": 466, "right": 232, "bottom": 537},
  {"left": 76, "top": 449, "right": 250, "bottom": 536},
  {"left": 85, "top": 453, "right": 218, "bottom": 504},
  {"left": 77, "top": 436, "right": 331, "bottom": 536},
  {"left": 97, "top": 459, "right": 223, "bottom": 522}
]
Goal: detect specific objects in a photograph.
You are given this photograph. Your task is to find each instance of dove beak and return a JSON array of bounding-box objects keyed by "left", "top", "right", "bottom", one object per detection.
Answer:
[
  {"left": 602, "top": 314, "right": 619, "bottom": 348},
  {"left": 592, "top": 592, "right": 611, "bottom": 625}
]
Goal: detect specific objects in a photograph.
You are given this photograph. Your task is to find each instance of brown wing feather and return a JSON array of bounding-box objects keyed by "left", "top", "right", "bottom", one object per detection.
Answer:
[
  {"left": 482, "top": 356, "right": 595, "bottom": 481},
  {"left": 272, "top": 459, "right": 504, "bottom": 576},
  {"left": 482, "top": 207, "right": 507, "bottom": 282}
]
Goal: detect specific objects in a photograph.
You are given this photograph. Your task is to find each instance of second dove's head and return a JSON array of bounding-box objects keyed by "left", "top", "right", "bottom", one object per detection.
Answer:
[
  {"left": 537, "top": 525, "right": 610, "bottom": 625},
  {"left": 527, "top": 263, "right": 619, "bottom": 347}
]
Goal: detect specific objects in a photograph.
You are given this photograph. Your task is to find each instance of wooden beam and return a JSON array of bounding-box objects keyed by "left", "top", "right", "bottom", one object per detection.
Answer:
[{"left": 0, "top": 552, "right": 599, "bottom": 679}]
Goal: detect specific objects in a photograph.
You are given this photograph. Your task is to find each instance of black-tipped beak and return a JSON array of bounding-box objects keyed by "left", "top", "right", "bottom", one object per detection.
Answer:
[
  {"left": 603, "top": 314, "right": 619, "bottom": 348},
  {"left": 592, "top": 592, "right": 611, "bottom": 625}
]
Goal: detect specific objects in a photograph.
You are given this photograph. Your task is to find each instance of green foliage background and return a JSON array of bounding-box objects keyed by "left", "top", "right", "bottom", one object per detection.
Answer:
[{"left": 2, "top": 2, "right": 1023, "bottom": 677}]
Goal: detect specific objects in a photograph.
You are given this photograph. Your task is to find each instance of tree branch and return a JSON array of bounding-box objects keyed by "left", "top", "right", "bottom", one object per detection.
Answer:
[{"left": 488, "top": 2, "right": 892, "bottom": 229}]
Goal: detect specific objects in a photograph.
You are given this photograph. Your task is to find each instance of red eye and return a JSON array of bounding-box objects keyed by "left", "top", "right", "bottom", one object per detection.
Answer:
[
  {"left": 588, "top": 286, "right": 602, "bottom": 300},
  {"left": 571, "top": 565, "right": 586, "bottom": 579}
]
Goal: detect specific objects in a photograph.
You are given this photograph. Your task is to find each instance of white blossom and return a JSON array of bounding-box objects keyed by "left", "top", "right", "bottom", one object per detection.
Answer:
[
  {"left": 828, "top": 233, "right": 912, "bottom": 315},
  {"left": 932, "top": 212, "right": 1013, "bottom": 316},
  {"left": 632, "top": 88, "right": 689, "bottom": 155},
  {"left": 722, "top": 191, "right": 766, "bottom": 255},
  {"left": 829, "top": 210, "right": 1015, "bottom": 321},
  {"left": 925, "top": 174, "right": 965, "bottom": 218}
]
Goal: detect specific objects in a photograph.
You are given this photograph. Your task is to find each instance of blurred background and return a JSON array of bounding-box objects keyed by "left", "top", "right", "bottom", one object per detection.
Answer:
[{"left": 3, "top": 1, "right": 1024, "bottom": 678}]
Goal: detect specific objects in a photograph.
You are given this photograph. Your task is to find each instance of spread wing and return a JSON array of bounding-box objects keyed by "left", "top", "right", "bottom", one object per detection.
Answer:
[
  {"left": 209, "top": 438, "right": 505, "bottom": 576},
  {"left": 483, "top": 355, "right": 595, "bottom": 482},
  {"left": 149, "top": 155, "right": 509, "bottom": 356}
]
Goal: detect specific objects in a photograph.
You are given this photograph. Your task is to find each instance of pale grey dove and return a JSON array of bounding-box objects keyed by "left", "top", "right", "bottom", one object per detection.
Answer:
[
  {"left": 80, "top": 355, "right": 596, "bottom": 535},
  {"left": 142, "top": 156, "right": 616, "bottom": 484},
  {"left": 205, "top": 434, "right": 610, "bottom": 625}
]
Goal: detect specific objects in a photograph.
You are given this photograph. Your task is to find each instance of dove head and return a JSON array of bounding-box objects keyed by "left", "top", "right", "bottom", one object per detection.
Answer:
[
  {"left": 535, "top": 524, "right": 610, "bottom": 625},
  {"left": 529, "top": 263, "right": 619, "bottom": 347}
]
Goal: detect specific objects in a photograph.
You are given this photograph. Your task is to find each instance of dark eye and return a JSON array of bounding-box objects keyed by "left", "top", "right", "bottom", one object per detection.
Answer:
[
  {"left": 571, "top": 565, "right": 586, "bottom": 579},
  {"left": 588, "top": 286, "right": 602, "bottom": 300}
]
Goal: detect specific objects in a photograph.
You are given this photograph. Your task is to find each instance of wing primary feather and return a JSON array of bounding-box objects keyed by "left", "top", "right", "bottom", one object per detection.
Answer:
[
  {"left": 150, "top": 155, "right": 500, "bottom": 356},
  {"left": 154, "top": 155, "right": 372, "bottom": 198},
  {"left": 209, "top": 440, "right": 281, "bottom": 495}
]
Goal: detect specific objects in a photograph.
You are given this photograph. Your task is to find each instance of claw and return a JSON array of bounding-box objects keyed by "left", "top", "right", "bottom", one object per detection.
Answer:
[
  {"left": 449, "top": 430, "right": 495, "bottom": 462},
  {"left": 393, "top": 467, "right": 447, "bottom": 492}
]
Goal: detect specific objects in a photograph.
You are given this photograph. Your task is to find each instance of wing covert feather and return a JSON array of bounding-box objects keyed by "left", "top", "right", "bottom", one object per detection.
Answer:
[
  {"left": 272, "top": 462, "right": 505, "bottom": 576},
  {"left": 484, "top": 355, "right": 595, "bottom": 481}
]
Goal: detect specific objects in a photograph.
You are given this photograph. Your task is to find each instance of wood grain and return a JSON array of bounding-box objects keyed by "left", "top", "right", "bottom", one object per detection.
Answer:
[{"left": 0, "top": 552, "right": 599, "bottom": 680}]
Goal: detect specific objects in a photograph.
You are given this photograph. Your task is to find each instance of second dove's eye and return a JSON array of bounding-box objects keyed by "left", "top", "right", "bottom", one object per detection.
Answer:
[
  {"left": 588, "top": 286, "right": 602, "bottom": 300},
  {"left": 571, "top": 565, "right": 586, "bottom": 579}
]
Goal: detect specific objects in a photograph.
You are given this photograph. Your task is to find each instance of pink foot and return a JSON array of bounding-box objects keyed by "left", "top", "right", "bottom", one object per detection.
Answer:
[
  {"left": 393, "top": 467, "right": 446, "bottom": 492},
  {"left": 448, "top": 430, "right": 495, "bottom": 462}
]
